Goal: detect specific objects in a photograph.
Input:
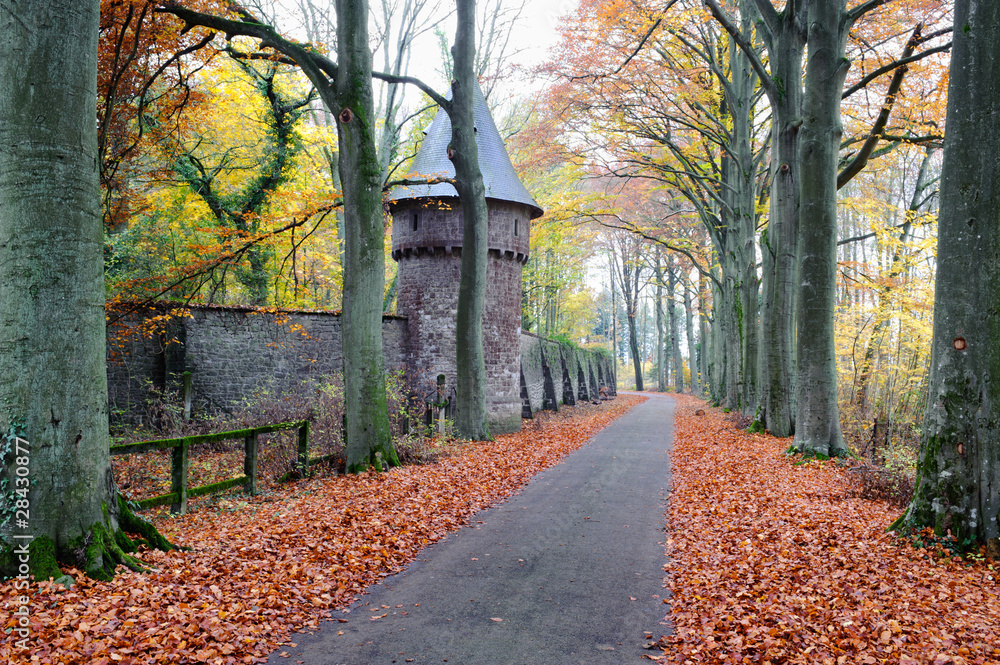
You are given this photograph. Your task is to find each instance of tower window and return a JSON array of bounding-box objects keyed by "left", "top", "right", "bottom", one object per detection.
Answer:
[
  {"left": 412, "top": 212, "right": 419, "bottom": 232},
  {"left": 514, "top": 218, "right": 519, "bottom": 237}
]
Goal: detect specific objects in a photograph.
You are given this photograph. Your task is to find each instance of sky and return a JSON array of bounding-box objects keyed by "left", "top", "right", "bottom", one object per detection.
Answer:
[
  {"left": 401, "top": 0, "right": 580, "bottom": 92},
  {"left": 507, "top": 0, "right": 578, "bottom": 68}
]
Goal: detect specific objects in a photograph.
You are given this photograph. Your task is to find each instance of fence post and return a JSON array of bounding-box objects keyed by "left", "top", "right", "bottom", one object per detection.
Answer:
[
  {"left": 297, "top": 420, "right": 310, "bottom": 477},
  {"left": 171, "top": 438, "right": 190, "bottom": 514},
  {"left": 244, "top": 430, "right": 259, "bottom": 496}
]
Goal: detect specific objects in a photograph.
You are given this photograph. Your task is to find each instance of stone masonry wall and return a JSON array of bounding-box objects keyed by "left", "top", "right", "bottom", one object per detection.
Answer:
[
  {"left": 394, "top": 251, "right": 523, "bottom": 435},
  {"left": 107, "top": 304, "right": 613, "bottom": 430},
  {"left": 519, "top": 332, "right": 616, "bottom": 415},
  {"left": 107, "top": 305, "right": 408, "bottom": 423}
]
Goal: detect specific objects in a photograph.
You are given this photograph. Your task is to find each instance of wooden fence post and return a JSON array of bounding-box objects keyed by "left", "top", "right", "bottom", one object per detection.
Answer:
[
  {"left": 171, "top": 438, "right": 190, "bottom": 514},
  {"left": 297, "top": 420, "right": 310, "bottom": 477},
  {"left": 244, "top": 431, "right": 259, "bottom": 495}
]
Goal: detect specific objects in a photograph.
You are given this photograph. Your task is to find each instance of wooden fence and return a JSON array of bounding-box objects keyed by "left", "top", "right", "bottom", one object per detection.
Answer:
[{"left": 110, "top": 420, "right": 310, "bottom": 514}]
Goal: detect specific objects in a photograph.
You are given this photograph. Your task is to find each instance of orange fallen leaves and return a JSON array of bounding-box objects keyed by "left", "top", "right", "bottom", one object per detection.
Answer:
[
  {"left": 1, "top": 396, "right": 643, "bottom": 664},
  {"left": 651, "top": 395, "right": 1000, "bottom": 665}
]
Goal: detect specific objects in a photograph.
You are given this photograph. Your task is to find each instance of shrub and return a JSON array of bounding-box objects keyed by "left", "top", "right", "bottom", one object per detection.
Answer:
[
  {"left": 846, "top": 462, "right": 915, "bottom": 508},
  {"left": 112, "top": 370, "right": 439, "bottom": 497}
]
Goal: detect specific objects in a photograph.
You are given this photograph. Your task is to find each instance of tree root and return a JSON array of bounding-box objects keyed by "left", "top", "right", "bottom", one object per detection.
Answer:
[{"left": 72, "top": 494, "right": 179, "bottom": 582}]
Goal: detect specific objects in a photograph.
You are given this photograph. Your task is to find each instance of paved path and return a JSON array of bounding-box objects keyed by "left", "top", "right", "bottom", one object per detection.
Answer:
[{"left": 269, "top": 393, "right": 675, "bottom": 665}]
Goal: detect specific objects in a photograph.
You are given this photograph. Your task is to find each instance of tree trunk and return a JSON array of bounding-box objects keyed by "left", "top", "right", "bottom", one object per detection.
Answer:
[
  {"left": 793, "top": 0, "right": 849, "bottom": 457},
  {"left": 758, "top": 6, "right": 806, "bottom": 439},
  {"left": 684, "top": 278, "right": 701, "bottom": 395},
  {"left": 667, "top": 261, "right": 684, "bottom": 393},
  {"left": 451, "top": 0, "right": 491, "bottom": 440},
  {"left": 699, "top": 272, "right": 710, "bottom": 396},
  {"left": 710, "top": 270, "right": 727, "bottom": 405},
  {"left": 337, "top": 0, "right": 399, "bottom": 470},
  {"left": 898, "top": 0, "right": 1000, "bottom": 551},
  {"left": 655, "top": 250, "right": 666, "bottom": 391},
  {"left": 726, "top": 21, "right": 760, "bottom": 418},
  {"left": 0, "top": 0, "right": 171, "bottom": 581}
]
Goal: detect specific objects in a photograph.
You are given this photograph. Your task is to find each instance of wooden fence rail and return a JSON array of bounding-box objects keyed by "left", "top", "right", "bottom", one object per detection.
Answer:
[{"left": 110, "top": 420, "right": 310, "bottom": 514}]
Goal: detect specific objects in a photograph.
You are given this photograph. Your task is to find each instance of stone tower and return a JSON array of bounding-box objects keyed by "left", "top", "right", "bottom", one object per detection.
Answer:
[{"left": 388, "top": 82, "right": 543, "bottom": 434}]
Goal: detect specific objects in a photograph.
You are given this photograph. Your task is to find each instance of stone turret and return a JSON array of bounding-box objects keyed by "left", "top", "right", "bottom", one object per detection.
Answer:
[{"left": 388, "top": 82, "right": 542, "bottom": 434}]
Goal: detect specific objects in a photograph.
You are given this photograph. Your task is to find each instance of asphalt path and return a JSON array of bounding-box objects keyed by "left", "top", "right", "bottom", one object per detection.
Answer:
[{"left": 268, "top": 392, "right": 675, "bottom": 665}]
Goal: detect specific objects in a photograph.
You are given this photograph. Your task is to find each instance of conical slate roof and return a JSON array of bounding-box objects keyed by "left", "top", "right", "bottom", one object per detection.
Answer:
[{"left": 388, "top": 81, "right": 544, "bottom": 219}]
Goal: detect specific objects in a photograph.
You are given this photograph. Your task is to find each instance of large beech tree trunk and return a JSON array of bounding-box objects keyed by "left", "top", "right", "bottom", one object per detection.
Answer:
[
  {"left": 337, "top": 0, "right": 400, "bottom": 471},
  {"left": 793, "top": 0, "right": 849, "bottom": 457},
  {"left": 451, "top": 0, "right": 491, "bottom": 440},
  {"left": 0, "top": 0, "right": 171, "bottom": 581},
  {"left": 758, "top": 4, "right": 806, "bottom": 439},
  {"left": 899, "top": 0, "right": 1000, "bottom": 552}
]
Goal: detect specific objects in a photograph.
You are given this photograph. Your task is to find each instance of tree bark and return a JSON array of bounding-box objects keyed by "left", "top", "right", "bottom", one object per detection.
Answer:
[
  {"left": 684, "top": 278, "right": 701, "bottom": 395},
  {"left": 337, "top": 0, "right": 400, "bottom": 470},
  {"left": 667, "top": 260, "right": 684, "bottom": 393},
  {"left": 0, "top": 0, "right": 171, "bottom": 580},
  {"left": 793, "top": 0, "right": 850, "bottom": 457},
  {"left": 699, "top": 272, "right": 710, "bottom": 397},
  {"left": 655, "top": 249, "right": 666, "bottom": 392},
  {"left": 898, "top": 0, "right": 1000, "bottom": 551},
  {"left": 710, "top": 270, "right": 727, "bottom": 405},
  {"left": 729, "top": 27, "right": 759, "bottom": 417},
  {"left": 451, "top": 0, "right": 491, "bottom": 440},
  {"left": 758, "top": 3, "right": 806, "bottom": 439}
]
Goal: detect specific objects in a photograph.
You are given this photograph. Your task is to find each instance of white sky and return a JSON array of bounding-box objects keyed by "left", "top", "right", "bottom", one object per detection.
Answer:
[
  {"left": 402, "top": 0, "right": 580, "bottom": 92},
  {"left": 506, "top": 0, "right": 578, "bottom": 68}
]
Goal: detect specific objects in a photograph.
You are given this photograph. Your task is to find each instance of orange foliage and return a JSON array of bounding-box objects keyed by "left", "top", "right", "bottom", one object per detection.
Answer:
[
  {"left": 98, "top": 0, "right": 227, "bottom": 230},
  {"left": 0, "top": 397, "right": 644, "bottom": 664},
  {"left": 652, "top": 395, "right": 1000, "bottom": 664}
]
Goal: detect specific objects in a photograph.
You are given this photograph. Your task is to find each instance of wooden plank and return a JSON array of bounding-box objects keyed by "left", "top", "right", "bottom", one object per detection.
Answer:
[
  {"left": 110, "top": 421, "right": 306, "bottom": 456},
  {"left": 132, "top": 476, "right": 249, "bottom": 510},
  {"left": 110, "top": 438, "right": 184, "bottom": 455},
  {"left": 136, "top": 493, "right": 178, "bottom": 509},
  {"left": 188, "top": 476, "right": 248, "bottom": 498}
]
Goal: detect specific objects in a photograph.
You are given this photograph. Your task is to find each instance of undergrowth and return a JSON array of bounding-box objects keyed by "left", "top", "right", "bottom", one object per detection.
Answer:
[{"left": 111, "top": 371, "right": 439, "bottom": 503}]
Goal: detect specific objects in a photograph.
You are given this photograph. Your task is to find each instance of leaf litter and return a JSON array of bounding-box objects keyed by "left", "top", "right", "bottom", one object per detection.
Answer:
[
  {"left": 1, "top": 395, "right": 643, "bottom": 664},
  {"left": 650, "top": 395, "right": 999, "bottom": 665}
]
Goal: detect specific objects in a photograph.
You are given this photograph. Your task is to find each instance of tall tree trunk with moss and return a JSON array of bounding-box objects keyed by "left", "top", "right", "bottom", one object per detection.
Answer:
[
  {"left": 897, "top": 0, "right": 1000, "bottom": 553},
  {"left": 451, "top": 0, "right": 491, "bottom": 440},
  {"left": 793, "top": 0, "right": 849, "bottom": 457},
  {"left": 337, "top": 0, "right": 400, "bottom": 470},
  {"left": 0, "top": 0, "right": 171, "bottom": 581}
]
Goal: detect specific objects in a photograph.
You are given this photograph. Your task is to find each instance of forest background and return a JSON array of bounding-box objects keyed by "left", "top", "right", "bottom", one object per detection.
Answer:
[{"left": 101, "top": 0, "right": 950, "bottom": 473}]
